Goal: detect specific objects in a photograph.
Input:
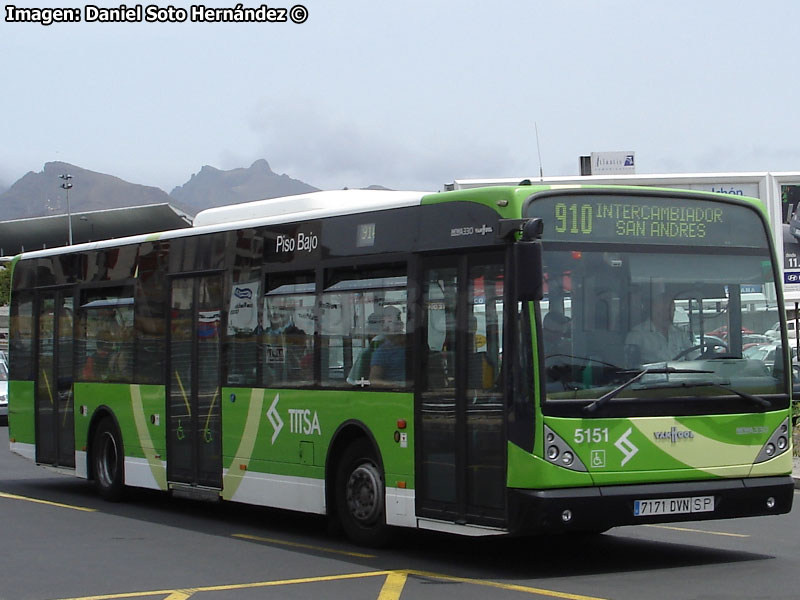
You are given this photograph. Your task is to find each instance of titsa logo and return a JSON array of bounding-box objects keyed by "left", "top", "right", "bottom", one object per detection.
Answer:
[{"left": 614, "top": 427, "right": 638, "bottom": 466}]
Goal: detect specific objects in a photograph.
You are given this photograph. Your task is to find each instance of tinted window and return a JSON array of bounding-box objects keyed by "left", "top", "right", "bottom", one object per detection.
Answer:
[
  {"left": 321, "top": 265, "right": 408, "bottom": 389},
  {"left": 77, "top": 288, "right": 134, "bottom": 383},
  {"left": 262, "top": 272, "right": 315, "bottom": 388}
]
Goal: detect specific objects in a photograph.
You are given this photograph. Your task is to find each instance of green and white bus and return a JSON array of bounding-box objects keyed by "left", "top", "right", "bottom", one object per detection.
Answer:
[{"left": 7, "top": 185, "right": 794, "bottom": 545}]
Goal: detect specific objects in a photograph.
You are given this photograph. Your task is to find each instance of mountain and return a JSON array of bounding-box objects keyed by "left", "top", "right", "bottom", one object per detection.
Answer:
[
  {"left": 0, "top": 161, "right": 174, "bottom": 219},
  {"left": 0, "top": 159, "right": 325, "bottom": 221},
  {"left": 169, "top": 159, "right": 319, "bottom": 212}
]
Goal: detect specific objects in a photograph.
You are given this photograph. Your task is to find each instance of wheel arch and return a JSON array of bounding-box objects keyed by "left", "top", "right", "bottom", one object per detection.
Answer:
[{"left": 325, "top": 419, "right": 383, "bottom": 517}]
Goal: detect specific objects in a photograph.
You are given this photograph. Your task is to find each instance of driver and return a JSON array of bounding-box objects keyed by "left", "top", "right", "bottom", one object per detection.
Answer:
[{"left": 625, "top": 295, "right": 690, "bottom": 364}]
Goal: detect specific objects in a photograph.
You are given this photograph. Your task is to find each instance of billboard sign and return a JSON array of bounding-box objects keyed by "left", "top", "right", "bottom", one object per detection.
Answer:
[{"left": 590, "top": 151, "right": 636, "bottom": 175}]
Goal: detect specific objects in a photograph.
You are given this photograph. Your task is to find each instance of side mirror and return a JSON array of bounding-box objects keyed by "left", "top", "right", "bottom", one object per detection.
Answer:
[{"left": 515, "top": 218, "right": 544, "bottom": 302}]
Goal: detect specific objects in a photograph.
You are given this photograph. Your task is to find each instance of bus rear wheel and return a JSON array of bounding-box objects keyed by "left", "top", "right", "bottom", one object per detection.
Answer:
[
  {"left": 335, "top": 439, "right": 392, "bottom": 547},
  {"left": 92, "top": 417, "right": 125, "bottom": 502}
]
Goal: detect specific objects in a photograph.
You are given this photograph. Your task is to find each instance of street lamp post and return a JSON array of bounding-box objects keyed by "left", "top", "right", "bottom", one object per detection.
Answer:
[{"left": 59, "top": 174, "right": 73, "bottom": 245}]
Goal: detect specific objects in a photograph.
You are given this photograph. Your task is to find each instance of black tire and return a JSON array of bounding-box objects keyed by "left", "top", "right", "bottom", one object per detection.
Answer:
[
  {"left": 92, "top": 417, "right": 125, "bottom": 502},
  {"left": 335, "top": 439, "right": 392, "bottom": 547}
]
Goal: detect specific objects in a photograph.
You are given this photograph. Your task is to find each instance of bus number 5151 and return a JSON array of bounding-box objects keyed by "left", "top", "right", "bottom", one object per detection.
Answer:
[{"left": 574, "top": 427, "right": 609, "bottom": 444}]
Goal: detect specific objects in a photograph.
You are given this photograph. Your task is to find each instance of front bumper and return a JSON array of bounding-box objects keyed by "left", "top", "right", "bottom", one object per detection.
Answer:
[{"left": 508, "top": 476, "right": 794, "bottom": 534}]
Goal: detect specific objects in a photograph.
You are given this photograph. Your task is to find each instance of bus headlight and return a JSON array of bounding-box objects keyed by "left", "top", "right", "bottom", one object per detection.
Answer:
[
  {"left": 754, "top": 418, "right": 791, "bottom": 464},
  {"left": 543, "top": 425, "right": 587, "bottom": 472}
]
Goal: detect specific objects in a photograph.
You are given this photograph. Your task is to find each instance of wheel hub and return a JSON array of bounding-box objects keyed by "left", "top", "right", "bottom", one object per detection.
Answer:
[
  {"left": 97, "top": 432, "right": 118, "bottom": 486},
  {"left": 346, "top": 463, "right": 381, "bottom": 524}
]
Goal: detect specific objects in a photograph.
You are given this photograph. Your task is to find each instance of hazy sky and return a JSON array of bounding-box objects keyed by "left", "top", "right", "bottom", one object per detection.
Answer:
[{"left": 2, "top": 1, "right": 800, "bottom": 194}]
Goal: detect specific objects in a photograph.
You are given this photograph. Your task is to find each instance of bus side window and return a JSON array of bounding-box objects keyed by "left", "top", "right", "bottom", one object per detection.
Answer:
[
  {"left": 468, "top": 263, "right": 504, "bottom": 392},
  {"left": 321, "top": 265, "right": 407, "bottom": 389},
  {"left": 9, "top": 294, "right": 34, "bottom": 381},
  {"left": 135, "top": 241, "right": 167, "bottom": 385},
  {"left": 226, "top": 279, "right": 261, "bottom": 387},
  {"left": 261, "top": 272, "right": 315, "bottom": 388},
  {"left": 77, "top": 289, "right": 134, "bottom": 383}
]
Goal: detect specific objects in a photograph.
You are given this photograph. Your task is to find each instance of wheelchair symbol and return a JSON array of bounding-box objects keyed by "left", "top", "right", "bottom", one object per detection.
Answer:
[{"left": 591, "top": 450, "right": 606, "bottom": 468}]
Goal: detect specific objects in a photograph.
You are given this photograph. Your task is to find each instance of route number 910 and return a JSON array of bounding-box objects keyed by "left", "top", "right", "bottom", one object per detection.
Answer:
[{"left": 555, "top": 202, "right": 593, "bottom": 234}]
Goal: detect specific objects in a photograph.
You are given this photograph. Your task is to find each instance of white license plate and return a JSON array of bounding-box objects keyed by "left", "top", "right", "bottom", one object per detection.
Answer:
[{"left": 633, "top": 495, "right": 714, "bottom": 517}]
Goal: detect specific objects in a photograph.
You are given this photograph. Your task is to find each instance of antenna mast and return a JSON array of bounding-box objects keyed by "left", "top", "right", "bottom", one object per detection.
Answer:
[{"left": 534, "top": 123, "right": 544, "bottom": 180}]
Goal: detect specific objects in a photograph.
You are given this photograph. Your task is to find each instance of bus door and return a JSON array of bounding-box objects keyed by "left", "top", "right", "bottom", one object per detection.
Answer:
[
  {"left": 166, "top": 274, "right": 223, "bottom": 490},
  {"left": 417, "top": 254, "right": 507, "bottom": 527},
  {"left": 35, "top": 289, "right": 75, "bottom": 468}
]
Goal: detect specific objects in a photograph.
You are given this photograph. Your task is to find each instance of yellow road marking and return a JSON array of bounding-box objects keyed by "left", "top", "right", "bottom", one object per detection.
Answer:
[
  {"left": 233, "top": 533, "right": 376, "bottom": 558},
  {"left": 406, "top": 570, "right": 607, "bottom": 599},
  {"left": 52, "top": 569, "right": 608, "bottom": 600},
  {"left": 644, "top": 524, "right": 749, "bottom": 537},
  {"left": 0, "top": 491, "right": 96, "bottom": 512},
  {"left": 378, "top": 571, "right": 408, "bottom": 600},
  {"left": 54, "top": 571, "right": 390, "bottom": 600}
]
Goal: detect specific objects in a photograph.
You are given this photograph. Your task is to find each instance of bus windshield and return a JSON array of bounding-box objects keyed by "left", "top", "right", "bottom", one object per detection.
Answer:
[{"left": 526, "top": 193, "right": 787, "bottom": 408}]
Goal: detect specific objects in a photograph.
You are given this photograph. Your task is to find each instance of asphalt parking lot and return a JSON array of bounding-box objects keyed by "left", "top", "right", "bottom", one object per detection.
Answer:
[{"left": 3, "top": 424, "right": 800, "bottom": 600}]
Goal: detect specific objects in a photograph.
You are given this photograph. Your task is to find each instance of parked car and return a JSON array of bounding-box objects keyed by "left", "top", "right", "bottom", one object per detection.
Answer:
[
  {"left": 707, "top": 326, "right": 754, "bottom": 342},
  {"left": 744, "top": 343, "right": 797, "bottom": 374},
  {"left": 742, "top": 334, "right": 770, "bottom": 346},
  {"left": 0, "top": 350, "right": 7, "bottom": 424},
  {"left": 764, "top": 320, "right": 798, "bottom": 340}
]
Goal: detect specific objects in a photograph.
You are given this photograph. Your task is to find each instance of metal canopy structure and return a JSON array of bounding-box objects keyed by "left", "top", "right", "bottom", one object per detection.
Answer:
[{"left": 0, "top": 204, "right": 193, "bottom": 256}]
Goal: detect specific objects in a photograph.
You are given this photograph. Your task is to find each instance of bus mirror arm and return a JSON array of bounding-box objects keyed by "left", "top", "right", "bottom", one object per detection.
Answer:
[
  {"left": 521, "top": 218, "right": 544, "bottom": 241},
  {"left": 512, "top": 218, "right": 545, "bottom": 302},
  {"left": 498, "top": 218, "right": 544, "bottom": 241}
]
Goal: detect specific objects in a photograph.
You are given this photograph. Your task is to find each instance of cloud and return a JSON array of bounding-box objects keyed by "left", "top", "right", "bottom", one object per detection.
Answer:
[{"left": 247, "top": 98, "right": 523, "bottom": 191}]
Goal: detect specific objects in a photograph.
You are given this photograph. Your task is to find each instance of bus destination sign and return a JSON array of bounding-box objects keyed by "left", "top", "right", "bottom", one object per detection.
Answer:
[{"left": 526, "top": 194, "right": 767, "bottom": 248}]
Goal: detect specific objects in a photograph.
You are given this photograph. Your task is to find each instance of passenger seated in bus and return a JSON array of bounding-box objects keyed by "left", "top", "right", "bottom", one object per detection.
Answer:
[
  {"left": 82, "top": 329, "right": 128, "bottom": 381},
  {"left": 283, "top": 323, "right": 312, "bottom": 383},
  {"left": 624, "top": 295, "right": 690, "bottom": 365},
  {"left": 264, "top": 322, "right": 311, "bottom": 385},
  {"left": 347, "top": 308, "right": 388, "bottom": 385},
  {"left": 369, "top": 306, "right": 406, "bottom": 387}
]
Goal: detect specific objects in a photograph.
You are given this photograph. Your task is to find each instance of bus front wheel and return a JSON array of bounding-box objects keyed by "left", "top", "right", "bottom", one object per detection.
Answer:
[
  {"left": 92, "top": 417, "right": 125, "bottom": 502},
  {"left": 335, "top": 439, "right": 392, "bottom": 547}
]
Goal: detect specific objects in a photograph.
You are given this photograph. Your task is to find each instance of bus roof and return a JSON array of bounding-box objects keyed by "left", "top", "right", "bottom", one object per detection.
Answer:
[{"left": 192, "top": 190, "right": 429, "bottom": 227}]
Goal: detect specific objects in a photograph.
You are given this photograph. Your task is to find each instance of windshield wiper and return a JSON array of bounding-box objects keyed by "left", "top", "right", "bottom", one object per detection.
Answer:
[
  {"left": 583, "top": 367, "right": 712, "bottom": 414},
  {"left": 642, "top": 380, "right": 771, "bottom": 408}
]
